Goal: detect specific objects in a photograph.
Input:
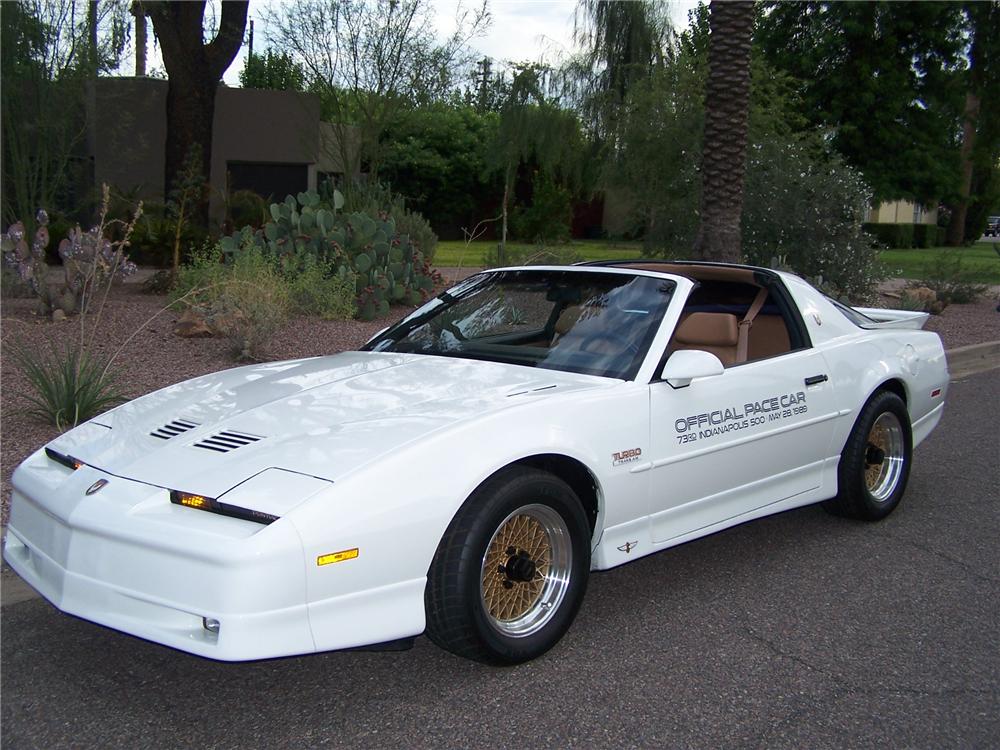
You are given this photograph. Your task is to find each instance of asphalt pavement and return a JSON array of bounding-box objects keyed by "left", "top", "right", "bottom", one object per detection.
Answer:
[{"left": 2, "top": 369, "right": 998, "bottom": 749}]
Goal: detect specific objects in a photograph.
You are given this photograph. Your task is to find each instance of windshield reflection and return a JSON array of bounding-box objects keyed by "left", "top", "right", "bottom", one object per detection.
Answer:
[{"left": 362, "top": 270, "right": 674, "bottom": 380}]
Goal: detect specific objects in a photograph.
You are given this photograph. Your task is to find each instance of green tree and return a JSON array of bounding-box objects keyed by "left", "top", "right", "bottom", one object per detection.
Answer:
[
  {"left": 379, "top": 104, "right": 498, "bottom": 236},
  {"left": 1, "top": 0, "right": 130, "bottom": 224},
  {"left": 946, "top": 1, "right": 1000, "bottom": 244},
  {"left": 488, "top": 65, "right": 586, "bottom": 261},
  {"left": 756, "top": 1, "right": 967, "bottom": 204},
  {"left": 266, "top": 0, "right": 486, "bottom": 183},
  {"left": 239, "top": 49, "right": 306, "bottom": 91},
  {"left": 599, "top": 10, "right": 881, "bottom": 299},
  {"left": 144, "top": 0, "right": 248, "bottom": 230},
  {"left": 693, "top": 0, "right": 754, "bottom": 262},
  {"left": 571, "top": 0, "right": 673, "bottom": 144}
]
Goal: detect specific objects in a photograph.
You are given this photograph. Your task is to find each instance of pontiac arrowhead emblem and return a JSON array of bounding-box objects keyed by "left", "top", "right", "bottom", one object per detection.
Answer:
[{"left": 85, "top": 479, "right": 108, "bottom": 495}]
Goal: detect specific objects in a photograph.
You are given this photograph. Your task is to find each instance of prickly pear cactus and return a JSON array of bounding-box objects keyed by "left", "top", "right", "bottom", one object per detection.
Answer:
[
  {"left": 3, "top": 209, "right": 138, "bottom": 315},
  {"left": 224, "top": 188, "right": 439, "bottom": 321},
  {"left": 1, "top": 211, "right": 51, "bottom": 306}
]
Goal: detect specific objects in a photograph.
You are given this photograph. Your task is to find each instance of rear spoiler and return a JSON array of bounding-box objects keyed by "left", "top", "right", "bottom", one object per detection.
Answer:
[{"left": 852, "top": 307, "right": 930, "bottom": 330}]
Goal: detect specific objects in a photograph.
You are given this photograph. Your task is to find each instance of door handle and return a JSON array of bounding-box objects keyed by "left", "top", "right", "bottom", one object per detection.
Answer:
[{"left": 805, "top": 374, "right": 828, "bottom": 386}]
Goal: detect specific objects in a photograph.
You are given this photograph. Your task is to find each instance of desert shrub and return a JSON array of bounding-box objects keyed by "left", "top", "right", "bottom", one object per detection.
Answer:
[
  {"left": 9, "top": 338, "right": 125, "bottom": 429},
  {"left": 217, "top": 248, "right": 290, "bottom": 359},
  {"left": 897, "top": 285, "right": 946, "bottom": 315},
  {"left": 287, "top": 255, "right": 357, "bottom": 320},
  {"left": 171, "top": 242, "right": 229, "bottom": 302},
  {"left": 917, "top": 251, "right": 989, "bottom": 305},
  {"left": 129, "top": 203, "right": 208, "bottom": 268},
  {"left": 221, "top": 191, "right": 438, "bottom": 320},
  {"left": 174, "top": 243, "right": 290, "bottom": 360},
  {"left": 742, "top": 134, "right": 883, "bottom": 303},
  {"left": 7, "top": 187, "right": 139, "bottom": 430},
  {"left": 509, "top": 174, "right": 573, "bottom": 244},
  {"left": 141, "top": 269, "right": 176, "bottom": 294},
  {"left": 895, "top": 290, "right": 934, "bottom": 313}
]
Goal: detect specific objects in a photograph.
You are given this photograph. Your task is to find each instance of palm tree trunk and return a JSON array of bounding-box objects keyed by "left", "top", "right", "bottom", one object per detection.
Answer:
[{"left": 693, "top": 0, "right": 754, "bottom": 263}]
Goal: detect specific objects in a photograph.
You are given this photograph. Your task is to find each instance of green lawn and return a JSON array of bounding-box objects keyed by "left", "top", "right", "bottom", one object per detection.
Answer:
[
  {"left": 880, "top": 243, "right": 1000, "bottom": 284},
  {"left": 432, "top": 239, "right": 644, "bottom": 267},
  {"left": 432, "top": 239, "right": 1000, "bottom": 284}
]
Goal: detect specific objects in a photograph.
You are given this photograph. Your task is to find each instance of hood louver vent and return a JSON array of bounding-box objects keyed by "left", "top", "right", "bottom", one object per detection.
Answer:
[
  {"left": 150, "top": 419, "right": 200, "bottom": 440},
  {"left": 193, "top": 430, "right": 263, "bottom": 454}
]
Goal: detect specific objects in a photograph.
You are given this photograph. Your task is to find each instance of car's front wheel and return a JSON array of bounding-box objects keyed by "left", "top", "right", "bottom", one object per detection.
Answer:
[
  {"left": 425, "top": 467, "right": 591, "bottom": 664},
  {"left": 824, "top": 389, "right": 912, "bottom": 521}
]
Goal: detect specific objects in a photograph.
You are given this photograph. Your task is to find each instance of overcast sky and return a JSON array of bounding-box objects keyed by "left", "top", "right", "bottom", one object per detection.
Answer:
[{"left": 429, "top": 0, "right": 698, "bottom": 65}]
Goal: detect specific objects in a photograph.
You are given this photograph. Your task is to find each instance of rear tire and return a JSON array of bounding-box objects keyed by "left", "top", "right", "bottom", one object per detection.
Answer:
[
  {"left": 824, "top": 390, "right": 912, "bottom": 521},
  {"left": 425, "top": 467, "right": 591, "bottom": 664}
]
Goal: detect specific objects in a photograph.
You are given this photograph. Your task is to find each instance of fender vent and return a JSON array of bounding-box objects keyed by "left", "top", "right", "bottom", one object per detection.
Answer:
[
  {"left": 150, "top": 419, "right": 200, "bottom": 440},
  {"left": 193, "top": 430, "right": 263, "bottom": 453}
]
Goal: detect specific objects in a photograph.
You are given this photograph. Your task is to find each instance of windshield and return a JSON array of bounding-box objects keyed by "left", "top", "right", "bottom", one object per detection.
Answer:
[{"left": 363, "top": 269, "right": 675, "bottom": 379}]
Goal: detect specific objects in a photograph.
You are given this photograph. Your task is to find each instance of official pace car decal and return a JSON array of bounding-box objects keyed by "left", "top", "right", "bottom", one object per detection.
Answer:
[{"left": 674, "top": 390, "right": 808, "bottom": 445}]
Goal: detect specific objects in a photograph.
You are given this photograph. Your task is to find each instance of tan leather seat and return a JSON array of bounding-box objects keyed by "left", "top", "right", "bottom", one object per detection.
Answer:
[
  {"left": 554, "top": 305, "right": 582, "bottom": 337},
  {"left": 671, "top": 312, "right": 739, "bottom": 366},
  {"left": 747, "top": 315, "right": 792, "bottom": 360}
]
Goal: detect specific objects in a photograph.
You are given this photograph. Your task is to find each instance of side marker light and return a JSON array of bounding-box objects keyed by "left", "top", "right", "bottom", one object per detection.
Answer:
[{"left": 317, "top": 548, "right": 359, "bottom": 566}]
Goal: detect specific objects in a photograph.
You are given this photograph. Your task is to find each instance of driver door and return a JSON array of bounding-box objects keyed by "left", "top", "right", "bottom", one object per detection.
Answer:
[{"left": 647, "top": 347, "right": 838, "bottom": 543}]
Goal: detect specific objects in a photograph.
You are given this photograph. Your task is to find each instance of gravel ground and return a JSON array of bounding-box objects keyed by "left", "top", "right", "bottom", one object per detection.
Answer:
[{"left": 1, "top": 270, "right": 998, "bottom": 525}]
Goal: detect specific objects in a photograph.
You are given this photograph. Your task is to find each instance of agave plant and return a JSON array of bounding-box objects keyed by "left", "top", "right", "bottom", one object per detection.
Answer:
[{"left": 9, "top": 338, "right": 124, "bottom": 430}]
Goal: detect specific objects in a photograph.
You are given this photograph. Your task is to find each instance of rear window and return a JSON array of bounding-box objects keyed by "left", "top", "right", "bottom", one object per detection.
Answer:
[{"left": 826, "top": 296, "right": 878, "bottom": 327}]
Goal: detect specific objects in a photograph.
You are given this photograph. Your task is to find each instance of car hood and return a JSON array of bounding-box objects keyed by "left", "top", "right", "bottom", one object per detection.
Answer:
[{"left": 49, "top": 352, "right": 610, "bottom": 498}]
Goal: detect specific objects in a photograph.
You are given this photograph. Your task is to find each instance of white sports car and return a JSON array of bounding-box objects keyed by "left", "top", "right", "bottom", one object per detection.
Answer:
[{"left": 4, "top": 261, "right": 948, "bottom": 664}]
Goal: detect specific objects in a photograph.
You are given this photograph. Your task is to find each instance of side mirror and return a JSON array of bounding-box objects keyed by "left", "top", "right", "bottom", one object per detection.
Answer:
[{"left": 659, "top": 350, "right": 725, "bottom": 388}]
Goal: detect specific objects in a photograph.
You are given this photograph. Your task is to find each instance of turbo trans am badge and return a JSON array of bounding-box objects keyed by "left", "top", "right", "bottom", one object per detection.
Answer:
[{"left": 612, "top": 447, "right": 642, "bottom": 467}]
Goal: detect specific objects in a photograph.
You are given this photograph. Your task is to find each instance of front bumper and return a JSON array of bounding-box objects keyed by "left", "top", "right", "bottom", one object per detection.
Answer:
[{"left": 4, "top": 450, "right": 315, "bottom": 661}]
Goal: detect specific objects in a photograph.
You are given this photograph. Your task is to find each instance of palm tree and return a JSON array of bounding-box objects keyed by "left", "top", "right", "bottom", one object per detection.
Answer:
[{"left": 693, "top": 0, "right": 754, "bottom": 263}]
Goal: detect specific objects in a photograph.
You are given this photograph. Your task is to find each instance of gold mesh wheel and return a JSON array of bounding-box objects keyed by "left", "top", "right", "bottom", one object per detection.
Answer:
[
  {"left": 864, "top": 412, "right": 905, "bottom": 502},
  {"left": 480, "top": 504, "right": 572, "bottom": 637}
]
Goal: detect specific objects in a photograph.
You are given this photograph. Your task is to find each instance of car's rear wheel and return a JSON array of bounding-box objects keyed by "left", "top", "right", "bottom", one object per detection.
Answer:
[
  {"left": 824, "top": 390, "right": 912, "bottom": 521},
  {"left": 425, "top": 467, "right": 591, "bottom": 664}
]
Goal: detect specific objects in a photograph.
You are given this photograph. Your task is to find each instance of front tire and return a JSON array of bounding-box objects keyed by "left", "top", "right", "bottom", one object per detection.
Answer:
[
  {"left": 824, "top": 390, "right": 912, "bottom": 521},
  {"left": 425, "top": 467, "right": 591, "bottom": 664}
]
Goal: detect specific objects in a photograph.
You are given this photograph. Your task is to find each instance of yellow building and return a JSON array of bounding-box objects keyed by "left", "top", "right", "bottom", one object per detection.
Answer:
[{"left": 865, "top": 200, "right": 938, "bottom": 225}]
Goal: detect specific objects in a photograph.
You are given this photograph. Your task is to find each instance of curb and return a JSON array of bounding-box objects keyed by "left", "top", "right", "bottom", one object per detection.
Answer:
[
  {"left": 946, "top": 340, "right": 1000, "bottom": 379},
  {"left": 4, "top": 341, "right": 1000, "bottom": 609}
]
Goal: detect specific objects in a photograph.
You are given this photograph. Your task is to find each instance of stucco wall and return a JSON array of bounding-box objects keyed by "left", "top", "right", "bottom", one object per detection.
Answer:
[
  {"left": 91, "top": 77, "right": 167, "bottom": 203},
  {"left": 87, "top": 79, "right": 359, "bottom": 226}
]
